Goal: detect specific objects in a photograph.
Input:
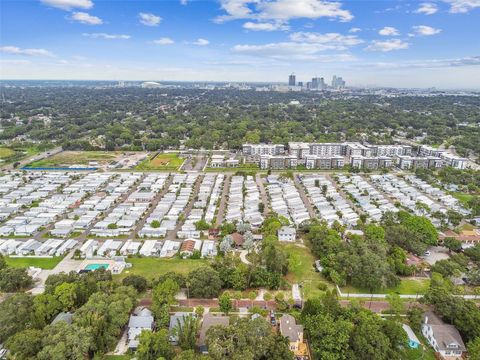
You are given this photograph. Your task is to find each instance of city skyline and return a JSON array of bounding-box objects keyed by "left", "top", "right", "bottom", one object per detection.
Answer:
[{"left": 1, "top": 0, "right": 480, "bottom": 88}]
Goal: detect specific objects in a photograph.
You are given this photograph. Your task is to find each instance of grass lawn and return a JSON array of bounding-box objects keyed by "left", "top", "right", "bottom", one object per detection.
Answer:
[
  {"left": 281, "top": 243, "right": 331, "bottom": 299},
  {"left": 135, "top": 153, "right": 183, "bottom": 171},
  {"left": 404, "top": 347, "right": 436, "bottom": 360},
  {"left": 451, "top": 192, "right": 474, "bottom": 205},
  {"left": 114, "top": 257, "right": 208, "bottom": 282},
  {"left": 457, "top": 223, "right": 476, "bottom": 231},
  {"left": 341, "top": 278, "right": 430, "bottom": 295},
  {"left": 6, "top": 256, "right": 64, "bottom": 269},
  {"left": 27, "top": 151, "right": 120, "bottom": 167},
  {"left": 0, "top": 147, "right": 15, "bottom": 159}
]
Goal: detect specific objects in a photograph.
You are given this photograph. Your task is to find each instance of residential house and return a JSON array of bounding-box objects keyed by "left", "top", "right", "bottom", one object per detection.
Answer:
[
  {"left": 169, "top": 312, "right": 196, "bottom": 345},
  {"left": 198, "top": 313, "right": 229, "bottom": 353},
  {"left": 279, "top": 314, "right": 308, "bottom": 358},
  {"left": 403, "top": 324, "right": 421, "bottom": 349},
  {"left": 278, "top": 226, "right": 296, "bottom": 242},
  {"left": 422, "top": 311, "right": 466, "bottom": 359},
  {"left": 127, "top": 307, "right": 154, "bottom": 350}
]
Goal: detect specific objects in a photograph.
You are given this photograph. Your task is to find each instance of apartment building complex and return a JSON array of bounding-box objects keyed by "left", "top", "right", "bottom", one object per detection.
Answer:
[{"left": 245, "top": 142, "right": 467, "bottom": 170}]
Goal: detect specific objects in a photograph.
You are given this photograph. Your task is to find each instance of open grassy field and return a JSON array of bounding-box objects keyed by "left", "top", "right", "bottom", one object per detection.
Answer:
[
  {"left": 135, "top": 152, "right": 184, "bottom": 171},
  {"left": 282, "top": 243, "right": 331, "bottom": 299},
  {"left": 27, "top": 151, "right": 120, "bottom": 167},
  {"left": 341, "top": 278, "right": 430, "bottom": 295},
  {"left": 114, "top": 257, "right": 208, "bottom": 282},
  {"left": 6, "top": 256, "right": 64, "bottom": 269},
  {"left": 452, "top": 192, "right": 474, "bottom": 205},
  {"left": 0, "top": 147, "right": 15, "bottom": 159}
]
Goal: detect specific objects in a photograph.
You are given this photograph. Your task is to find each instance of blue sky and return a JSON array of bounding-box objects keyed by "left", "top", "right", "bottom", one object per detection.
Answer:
[{"left": 1, "top": 0, "right": 479, "bottom": 88}]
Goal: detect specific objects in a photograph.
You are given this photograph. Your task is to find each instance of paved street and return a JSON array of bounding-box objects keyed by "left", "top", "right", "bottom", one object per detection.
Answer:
[
  {"left": 167, "top": 174, "right": 204, "bottom": 239},
  {"left": 293, "top": 174, "right": 316, "bottom": 218},
  {"left": 215, "top": 173, "right": 231, "bottom": 225},
  {"left": 255, "top": 173, "right": 270, "bottom": 216},
  {"left": 131, "top": 174, "right": 173, "bottom": 239},
  {"left": 2, "top": 147, "right": 63, "bottom": 170}
]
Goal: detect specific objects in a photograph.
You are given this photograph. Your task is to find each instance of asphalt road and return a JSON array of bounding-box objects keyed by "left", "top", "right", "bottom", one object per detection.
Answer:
[{"left": 2, "top": 146, "right": 62, "bottom": 170}]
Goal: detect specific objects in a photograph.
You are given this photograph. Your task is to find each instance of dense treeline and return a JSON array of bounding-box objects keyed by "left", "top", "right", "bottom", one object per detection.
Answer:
[
  {"left": 1, "top": 87, "right": 479, "bottom": 158},
  {"left": 302, "top": 291, "right": 409, "bottom": 360},
  {"left": 0, "top": 268, "right": 136, "bottom": 359},
  {"left": 305, "top": 211, "right": 439, "bottom": 291}
]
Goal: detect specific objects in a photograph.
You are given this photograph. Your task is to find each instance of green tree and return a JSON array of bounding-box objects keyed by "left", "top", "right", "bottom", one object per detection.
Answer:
[
  {"left": 122, "top": 274, "right": 148, "bottom": 292},
  {"left": 443, "top": 237, "right": 462, "bottom": 252},
  {"left": 0, "top": 267, "right": 33, "bottom": 292},
  {"left": 174, "top": 314, "right": 199, "bottom": 351},
  {"left": 0, "top": 254, "right": 6, "bottom": 270},
  {"left": 151, "top": 220, "right": 161, "bottom": 228},
  {"left": 0, "top": 293, "right": 34, "bottom": 343},
  {"left": 206, "top": 317, "right": 292, "bottom": 360},
  {"left": 195, "top": 219, "right": 211, "bottom": 231},
  {"left": 54, "top": 282, "right": 78, "bottom": 311},
  {"left": 219, "top": 292, "right": 233, "bottom": 314},
  {"left": 386, "top": 293, "right": 404, "bottom": 318},
  {"left": 304, "top": 313, "right": 353, "bottom": 360},
  {"left": 137, "top": 329, "right": 174, "bottom": 360},
  {"left": 187, "top": 267, "right": 222, "bottom": 298},
  {"left": 37, "top": 322, "right": 92, "bottom": 360},
  {"left": 152, "top": 278, "right": 179, "bottom": 319},
  {"left": 31, "top": 293, "right": 62, "bottom": 328},
  {"left": 468, "top": 337, "right": 480, "bottom": 360},
  {"left": 5, "top": 329, "right": 43, "bottom": 360}
]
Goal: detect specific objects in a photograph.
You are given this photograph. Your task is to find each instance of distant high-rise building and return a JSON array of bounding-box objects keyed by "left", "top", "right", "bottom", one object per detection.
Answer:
[
  {"left": 319, "top": 77, "right": 326, "bottom": 90},
  {"left": 297, "top": 81, "right": 303, "bottom": 87},
  {"left": 311, "top": 77, "right": 319, "bottom": 89},
  {"left": 288, "top": 73, "right": 296, "bottom": 86},
  {"left": 332, "top": 75, "right": 346, "bottom": 89}
]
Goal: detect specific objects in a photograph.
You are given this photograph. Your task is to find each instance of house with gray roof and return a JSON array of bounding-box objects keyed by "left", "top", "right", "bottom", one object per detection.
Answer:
[
  {"left": 422, "top": 311, "right": 466, "bottom": 359},
  {"left": 51, "top": 312, "right": 73, "bottom": 325},
  {"left": 279, "top": 314, "right": 306, "bottom": 357},
  {"left": 198, "top": 313, "right": 229, "bottom": 353},
  {"left": 127, "top": 307, "right": 154, "bottom": 350},
  {"left": 169, "top": 312, "right": 196, "bottom": 345}
]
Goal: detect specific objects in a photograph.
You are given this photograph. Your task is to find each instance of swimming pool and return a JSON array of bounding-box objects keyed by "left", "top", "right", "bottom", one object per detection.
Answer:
[{"left": 84, "top": 263, "right": 109, "bottom": 271}]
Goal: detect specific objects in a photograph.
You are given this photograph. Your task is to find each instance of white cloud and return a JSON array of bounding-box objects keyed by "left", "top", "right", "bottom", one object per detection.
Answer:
[
  {"left": 216, "top": 0, "right": 353, "bottom": 23},
  {"left": 356, "top": 56, "right": 480, "bottom": 69},
  {"left": 378, "top": 26, "right": 400, "bottom": 36},
  {"left": 192, "top": 38, "right": 210, "bottom": 46},
  {"left": 412, "top": 25, "right": 442, "bottom": 36},
  {"left": 415, "top": 3, "right": 439, "bottom": 15},
  {"left": 348, "top": 27, "right": 361, "bottom": 33},
  {"left": 243, "top": 21, "right": 289, "bottom": 31},
  {"left": 153, "top": 37, "right": 175, "bottom": 45},
  {"left": 139, "top": 12, "right": 162, "bottom": 26},
  {"left": 0, "top": 59, "right": 31, "bottom": 65},
  {"left": 444, "top": 0, "right": 480, "bottom": 13},
  {"left": 40, "top": 0, "right": 93, "bottom": 10},
  {"left": 232, "top": 41, "right": 356, "bottom": 61},
  {"left": 71, "top": 12, "right": 103, "bottom": 25},
  {"left": 365, "top": 39, "right": 409, "bottom": 52},
  {"left": 0, "top": 45, "right": 55, "bottom": 57},
  {"left": 180, "top": 0, "right": 188, "bottom": 4},
  {"left": 289, "top": 32, "right": 363, "bottom": 48},
  {"left": 82, "top": 33, "right": 131, "bottom": 39}
]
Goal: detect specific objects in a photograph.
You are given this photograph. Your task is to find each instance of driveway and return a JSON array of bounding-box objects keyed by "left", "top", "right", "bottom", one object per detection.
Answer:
[
  {"left": 29, "top": 248, "right": 82, "bottom": 294},
  {"left": 423, "top": 246, "right": 450, "bottom": 265}
]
